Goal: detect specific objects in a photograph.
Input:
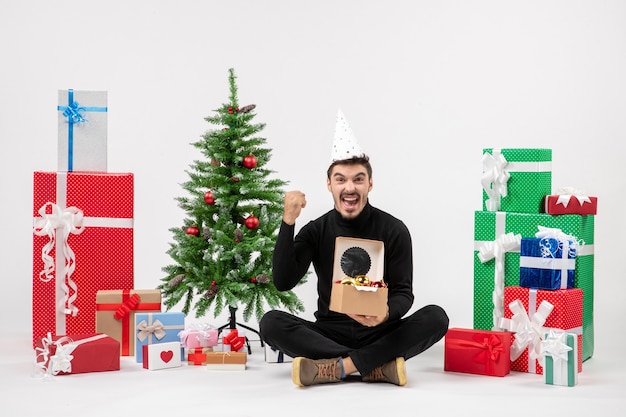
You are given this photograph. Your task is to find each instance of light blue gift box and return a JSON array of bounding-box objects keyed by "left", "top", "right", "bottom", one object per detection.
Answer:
[{"left": 135, "top": 312, "right": 185, "bottom": 363}]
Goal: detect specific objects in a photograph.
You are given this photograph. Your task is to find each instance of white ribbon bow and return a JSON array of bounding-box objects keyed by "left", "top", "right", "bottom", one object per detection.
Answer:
[
  {"left": 178, "top": 323, "right": 216, "bottom": 346},
  {"left": 34, "top": 333, "right": 76, "bottom": 377},
  {"left": 33, "top": 202, "right": 85, "bottom": 316},
  {"left": 49, "top": 341, "right": 77, "bottom": 375},
  {"left": 481, "top": 151, "right": 510, "bottom": 211},
  {"left": 542, "top": 330, "right": 573, "bottom": 363},
  {"left": 535, "top": 226, "right": 579, "bottom": 268},
  {"left": 136, "top": 319, "right": 167, "bottom": 342},
  {"left": 34, "top": 333, "right": 107, "bottom": 378},
  {"left": 499, "top": 299, "right": 554, "bottom": 368},
  {"left": 555, "top": 186, "right": 592, "bottom": 208},
  {"left": 478, "top": 232, "right": 521, "bottom": 330}
]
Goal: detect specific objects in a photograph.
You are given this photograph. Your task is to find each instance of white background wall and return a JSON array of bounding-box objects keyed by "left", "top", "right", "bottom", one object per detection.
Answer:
[{"left": 2, "top": 1, "right": 624, "bottom": 354}]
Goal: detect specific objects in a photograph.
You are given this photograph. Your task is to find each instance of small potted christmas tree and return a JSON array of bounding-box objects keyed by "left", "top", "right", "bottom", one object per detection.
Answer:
[{"left": 159, "top": 68, "right": 305, "bottom": 335}]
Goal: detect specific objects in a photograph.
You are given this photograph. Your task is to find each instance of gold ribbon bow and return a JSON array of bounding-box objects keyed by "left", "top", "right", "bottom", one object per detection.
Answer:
[{"left": 136, "top": 319, "right": 166, "bottom": 342}]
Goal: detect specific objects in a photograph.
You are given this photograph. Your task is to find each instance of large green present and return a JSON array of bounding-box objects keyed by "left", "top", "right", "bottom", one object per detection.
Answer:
[
  {"left": 473, "top": 210, "right": 594, "bottom": 361},
  {"left": 482, "top": 148, "right": 552, "bottom": 213}
]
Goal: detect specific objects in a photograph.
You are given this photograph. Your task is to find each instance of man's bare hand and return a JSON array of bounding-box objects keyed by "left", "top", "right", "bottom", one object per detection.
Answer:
[
  {"left": 347, "top": 309, "right": 389, "bottom": 327},
  {"left": 283, "top": 190, "right": 307, "bottom": 225}
]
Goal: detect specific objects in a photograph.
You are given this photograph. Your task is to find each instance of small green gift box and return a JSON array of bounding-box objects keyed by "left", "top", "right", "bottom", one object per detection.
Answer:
[
  {"left": 482, "top": 148, "right": 552, "bottom": 213},
  {"left": 543, "top": 331, "right": 578, "bottom": 387}
]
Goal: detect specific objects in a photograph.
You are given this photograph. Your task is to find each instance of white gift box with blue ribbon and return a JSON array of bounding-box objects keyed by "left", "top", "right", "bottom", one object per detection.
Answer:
[{"left": 57, "top": 89, "right": 108, "bottom": 172}]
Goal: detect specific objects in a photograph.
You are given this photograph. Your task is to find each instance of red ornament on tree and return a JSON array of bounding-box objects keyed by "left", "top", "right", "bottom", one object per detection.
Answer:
[
  {"left": 244, "top": 215, "right": 259, "bottom": 230},
  {"left": 250, "top": 277, "right": 257, "bottom": 284},
  {"left": 204, "top": 190, "right": 215, "bottom": 205},
  {"left": 243, "top": 154, "right": 257, "bottom": 169},
  {"left": 186, "top": 225, "right": 200, "bottom": 236},
  {"left": 228, "top": 107, "right": 234, "bottom": 114}
]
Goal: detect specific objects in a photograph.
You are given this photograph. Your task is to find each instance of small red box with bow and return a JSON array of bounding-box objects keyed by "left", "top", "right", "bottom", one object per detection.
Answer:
[
  {"left": 544, "top": 187, "right": 597, "bottom": 215},
  {"left": 444, "top": 328, "right": 511, "bottom": 377}
]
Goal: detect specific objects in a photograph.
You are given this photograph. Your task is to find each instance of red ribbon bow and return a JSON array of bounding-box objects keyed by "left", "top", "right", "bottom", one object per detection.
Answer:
[
  {"left": 449, "top": 334, "right": 504, "bottom": 375},
  {"left": 113, "top": 293, "right": 141, "bottom": 320},
  {"left": 223, "top": 330, "right": 245, "bottom": 352}
]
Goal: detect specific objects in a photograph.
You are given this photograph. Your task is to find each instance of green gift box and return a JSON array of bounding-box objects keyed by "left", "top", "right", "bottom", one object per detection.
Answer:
[
  {"left": 543, "top": 331, "right": 578, "bottom": 387},
  {"left": 473, "top": 210, "right": 594, "bottom": 361},
  {"left": 482, "top": 148, "right": 552, "bottom": 213}
]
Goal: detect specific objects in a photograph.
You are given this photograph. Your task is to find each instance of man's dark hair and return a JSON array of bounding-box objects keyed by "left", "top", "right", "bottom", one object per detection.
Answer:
[{"left": 326, "top": 155, "right": 372, "bottom": 180}]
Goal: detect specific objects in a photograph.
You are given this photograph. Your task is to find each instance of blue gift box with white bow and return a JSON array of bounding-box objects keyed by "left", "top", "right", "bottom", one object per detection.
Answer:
[
  {"left": 134, "top": 312, "right": 185, "bottom": 362},
  {"left": 519, "top": 235, "right": 577, "bottom": 290}
]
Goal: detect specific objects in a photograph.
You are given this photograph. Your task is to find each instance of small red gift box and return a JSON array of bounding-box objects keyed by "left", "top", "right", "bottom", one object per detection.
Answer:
[
  {"left": 544, "top": 190, "right": 597, "bottom": 215},
  {"left": 32, "top": 171, "right": 134, "bottom": 348},
  {"left": 500, "top": 286, "right": 583, "bottom": 374},
  {"left": 187, "top": 347, "right": 214, "bottom": 365},
  {"left": 444, "top": 328, "right": 511, "bottom": 377},
  {"left": 35, "top": 333, "right": 120, "bottom": 376}
]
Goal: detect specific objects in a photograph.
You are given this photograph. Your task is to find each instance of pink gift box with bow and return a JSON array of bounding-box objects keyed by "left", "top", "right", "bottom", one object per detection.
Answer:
[{"left": 178, "top": 324, "right": 218, "bottom": 349}]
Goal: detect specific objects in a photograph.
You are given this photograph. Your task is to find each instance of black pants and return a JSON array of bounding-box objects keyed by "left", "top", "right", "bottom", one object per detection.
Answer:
[{"left": 259, "top": 304, "right": 449, "bottom": 376}]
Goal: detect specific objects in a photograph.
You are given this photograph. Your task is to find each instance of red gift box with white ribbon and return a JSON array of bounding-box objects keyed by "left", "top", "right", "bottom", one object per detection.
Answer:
[
  {"left": 32, "top": 171, "right": 134, "bottom": 347},
  {"left": 499, "top": 286, "right": 583, "bottom": 375},
  {"left": 34, "top": 333, "right": 120, "bottom": 376},
  {"left": 544, "top": 187, "right": 597, "bottom": 215}
]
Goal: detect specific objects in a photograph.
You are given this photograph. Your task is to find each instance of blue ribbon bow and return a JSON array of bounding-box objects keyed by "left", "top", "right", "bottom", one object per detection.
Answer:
[{"left": 57, "top": 89, "right": 107, "bottom": 171}]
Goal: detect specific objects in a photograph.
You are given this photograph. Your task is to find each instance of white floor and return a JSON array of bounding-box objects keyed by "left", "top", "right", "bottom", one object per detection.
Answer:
[{"left": 2, "top": 330, "right": 624, "bottom": 417}]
